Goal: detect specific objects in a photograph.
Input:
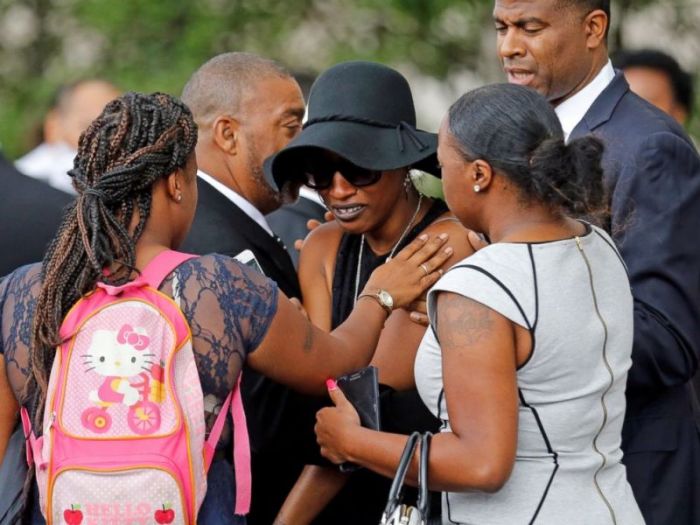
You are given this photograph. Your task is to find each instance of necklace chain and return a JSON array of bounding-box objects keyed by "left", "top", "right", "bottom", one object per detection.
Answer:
[{"left": 354, "top": 193, "right": 424, "bottom": 304}]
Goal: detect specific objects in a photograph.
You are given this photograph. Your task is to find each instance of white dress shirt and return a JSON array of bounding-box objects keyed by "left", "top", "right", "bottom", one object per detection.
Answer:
[
  {"left": 15, "top": 142, "right": 77, "bottom": 194},
  {"left": 197, "top": 170, "right": 274, "bottom": 236},
  {"left": 555, "top": 60, "right": 615, "bottom": 142}
]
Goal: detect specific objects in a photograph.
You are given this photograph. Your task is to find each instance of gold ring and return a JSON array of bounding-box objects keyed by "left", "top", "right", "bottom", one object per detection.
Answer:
[{"left": 420, "top": 263, "right": 430, "bottom": 277}]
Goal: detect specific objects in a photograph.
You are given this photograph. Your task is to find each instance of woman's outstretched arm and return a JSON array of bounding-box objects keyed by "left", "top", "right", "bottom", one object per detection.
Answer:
[{"left": 247, "top": 234, "right": 452, "bottom": 395}]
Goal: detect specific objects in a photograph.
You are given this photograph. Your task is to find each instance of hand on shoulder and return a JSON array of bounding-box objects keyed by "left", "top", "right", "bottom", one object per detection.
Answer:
[
  {"left": 406, "top": 213, "right": 476, "bottom": 327},
  {"left": 421, "top": 212, "right": 476, "bottom": 266}
]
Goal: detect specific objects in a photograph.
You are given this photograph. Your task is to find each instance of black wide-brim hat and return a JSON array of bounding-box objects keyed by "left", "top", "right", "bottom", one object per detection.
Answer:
[{"left": 264, "top": 61, "right": 439, "bottom": 191}]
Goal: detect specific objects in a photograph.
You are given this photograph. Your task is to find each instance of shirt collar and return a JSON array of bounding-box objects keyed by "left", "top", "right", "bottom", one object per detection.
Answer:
[
  {"left": 197, "top": 170, "right": 274, "bottom": 236},
  {"left": 555, "top": 60, "right": 615, "bottom": 142}
]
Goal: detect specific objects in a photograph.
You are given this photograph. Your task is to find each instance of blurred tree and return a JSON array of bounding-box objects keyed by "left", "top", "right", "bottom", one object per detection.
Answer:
[
  {"left": 0, "top": 0, "right": 697, "bottom": 158},
  {"left": 0, "top": 0, "right": 492, "bottom": 157}
]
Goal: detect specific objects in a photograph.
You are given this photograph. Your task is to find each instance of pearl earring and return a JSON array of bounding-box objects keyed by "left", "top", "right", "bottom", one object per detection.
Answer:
[
  {"left": 176, "top": 194, "right": 183, "bottom": 202},
  {"left": 473, "top": 184, "right": 481, "bottom": 193}
]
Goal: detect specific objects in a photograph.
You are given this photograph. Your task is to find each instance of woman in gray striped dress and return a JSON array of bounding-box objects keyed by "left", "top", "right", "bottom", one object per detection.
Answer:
[{"left": 315, "top": 83, "right": 644, "bottom": 524}]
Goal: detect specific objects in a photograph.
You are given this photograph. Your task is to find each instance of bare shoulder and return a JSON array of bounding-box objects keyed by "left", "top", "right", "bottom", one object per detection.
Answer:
[
  {"left": 299, "top": 220, "right": 345, "bottom": 264},
  {"left": 298, "top": 221, "right": 344, "bottom": 329},
  {"left": 420, "top": 210, "right": 474, "bottom": 262}
]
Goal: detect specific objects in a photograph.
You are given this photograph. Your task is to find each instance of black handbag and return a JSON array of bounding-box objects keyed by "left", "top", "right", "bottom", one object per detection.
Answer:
[{"left": 380, "top": 432, "right": 439, "bottom": 525}]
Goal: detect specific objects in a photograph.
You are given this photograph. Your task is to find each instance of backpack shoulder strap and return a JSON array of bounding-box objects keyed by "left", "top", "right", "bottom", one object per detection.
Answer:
[
  {"left": 140, "top": 250, "right": 197, "bottom": 289},
  {"left": 164, "top": 251, "right": 251, "bottom": 516},
  {"left": 203, "top": 379, "right": 251, "bottom": 516}
]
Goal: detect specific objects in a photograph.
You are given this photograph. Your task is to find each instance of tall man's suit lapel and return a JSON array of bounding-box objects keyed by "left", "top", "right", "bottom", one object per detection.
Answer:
[{"left": 570, "top": 72, "right": 629, "bottom": 139}]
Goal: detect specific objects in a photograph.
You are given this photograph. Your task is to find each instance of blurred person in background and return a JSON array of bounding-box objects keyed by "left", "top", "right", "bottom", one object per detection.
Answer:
[
  {"left": 180, "top": 52, "right": 312, "bottom": 525},
  {"left": 493, "top": 1, "right": 700, "bottom": 523},
  {"left": 612, "top": 48, "right": 694, "bottom": 127},
  {"left": 268, "top": 61, "right": 472, "bottom": 524},
  {"left": 15, "top": 79, "right": 120, "bottom": 194},
  {"left": 0, "top": 152, "right": 71, "bottom": 277}
]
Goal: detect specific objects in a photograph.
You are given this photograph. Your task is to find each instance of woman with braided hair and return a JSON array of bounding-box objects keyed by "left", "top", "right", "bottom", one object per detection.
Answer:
[{"left": 0, "top": 91, "right": 452, "bottom": 524}]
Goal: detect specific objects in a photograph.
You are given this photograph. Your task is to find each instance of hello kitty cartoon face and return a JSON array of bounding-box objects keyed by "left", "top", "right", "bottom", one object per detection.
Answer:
[{"left": 83, "top": 324, "right": 154, "bottom": 377}]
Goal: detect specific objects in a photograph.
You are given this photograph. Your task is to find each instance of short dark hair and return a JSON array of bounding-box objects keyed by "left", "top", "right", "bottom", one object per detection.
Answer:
[
  {"left": 182, "top": 52, "right": 292, "bottom": 127},
  {"left": 559, "top": 0, "right": 611, "bottom": 38},
  {"left": 560, "top": 0, "right": 610, "bottom": 17},
  {"left": 447, "top": 84, "right": 606, "bottom": 220},
  {"left": 612, "top": 48, "right": 694, "bottom": 115}
]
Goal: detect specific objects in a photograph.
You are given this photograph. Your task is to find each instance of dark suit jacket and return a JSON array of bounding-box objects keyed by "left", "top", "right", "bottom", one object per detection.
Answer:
[
  {"left": 180, "top": 177, "right": 304, "bottom": 525},
  {"left": 181, "top": 177, "right": 300, "bottom": 297},
  {"left": 267, "top": 195, "right": 327, "bottom": 267},
  {"left": 0, "top": 154, "right": 71, "bottom": 277},
  {"left": 570, "top": 72, "right": 700, "bottom": 525}
]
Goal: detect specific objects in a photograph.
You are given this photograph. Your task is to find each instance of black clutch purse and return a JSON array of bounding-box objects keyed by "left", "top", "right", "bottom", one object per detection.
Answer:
[
  {"left": 336, "top": 366, "right": 381, "bottom": 430},
  {"left": 336, "top": 366, "right": 381, "bottom": 472}
]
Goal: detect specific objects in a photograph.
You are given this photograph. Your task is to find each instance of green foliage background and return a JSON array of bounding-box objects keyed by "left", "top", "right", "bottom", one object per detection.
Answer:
[{"left": 0, "top": 0, "right": 697, "bottom": 158}]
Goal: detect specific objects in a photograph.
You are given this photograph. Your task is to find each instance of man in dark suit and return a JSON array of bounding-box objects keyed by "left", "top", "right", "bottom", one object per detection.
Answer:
[
  {"left": 267, "top": 188, "right": 326, "bottom": 267},
  {"left": 180, "top": 52, "right": 308, "bottom": 525},
  {"left": 0, "top": 152, "right": 71, "bottom": 277},
  {"left": 494, "top": 1, "right": 700, "bottom": 523}
]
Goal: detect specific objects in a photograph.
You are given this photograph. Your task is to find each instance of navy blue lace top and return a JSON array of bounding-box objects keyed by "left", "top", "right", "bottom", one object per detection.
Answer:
[{"left": 0, "top": 254, "right": 278, "bottom": 434}]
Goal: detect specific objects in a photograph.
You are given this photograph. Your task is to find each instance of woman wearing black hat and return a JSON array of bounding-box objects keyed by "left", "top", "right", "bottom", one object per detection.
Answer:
[
  {"left": 268, "top": 62, "right": 472, "bottom": 524},
  {"left": 315, "top": 84, "right": 644, "bottom": 524}
]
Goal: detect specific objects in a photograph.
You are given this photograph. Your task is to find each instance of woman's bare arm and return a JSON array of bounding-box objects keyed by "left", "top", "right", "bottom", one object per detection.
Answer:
[
  {"left": 315, "top": 292, "right": 522, "bottom": 492},
  {"left": 247, "top": 234, "right": 452, "bottom": 394},
  {"left": 370, "top": 215, "right": 474, "bottom": 389},
  {"left": 296, "top": 222, "right": 343, "bottom": 331}
]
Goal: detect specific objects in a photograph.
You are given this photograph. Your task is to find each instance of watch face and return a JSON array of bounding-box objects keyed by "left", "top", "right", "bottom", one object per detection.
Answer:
[{"left": 378, "top": 289, "right": 393, "bottom": 309}]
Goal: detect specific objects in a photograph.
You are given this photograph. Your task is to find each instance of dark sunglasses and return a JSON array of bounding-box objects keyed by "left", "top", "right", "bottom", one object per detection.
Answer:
[{"left": 301, "top": 157, "right": 382, "bottom": 190}]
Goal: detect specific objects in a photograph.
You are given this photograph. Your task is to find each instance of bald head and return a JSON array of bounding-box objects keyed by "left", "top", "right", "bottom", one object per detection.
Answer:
[
  {"left": 45, "top": 79, "right": 121, "bottom": 148},
  {"left": 181, "top": 52, "right": 293, "bottom": 126},
  {"left": 181, "top": 52, "right": 305, "bottom": 214}
]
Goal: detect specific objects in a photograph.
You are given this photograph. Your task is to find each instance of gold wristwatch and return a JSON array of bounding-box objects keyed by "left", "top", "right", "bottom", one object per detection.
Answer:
[{"left": 358, "top": 289, "right": 394, "bottom": 314}]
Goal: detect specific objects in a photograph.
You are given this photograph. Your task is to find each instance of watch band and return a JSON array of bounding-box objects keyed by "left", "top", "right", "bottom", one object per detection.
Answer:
[{"left": 357, "top": 291, "right": 392, "bottom": 315}]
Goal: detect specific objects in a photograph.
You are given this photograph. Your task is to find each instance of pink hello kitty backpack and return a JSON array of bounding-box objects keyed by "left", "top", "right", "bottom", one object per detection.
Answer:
[{"left": 21, "top": 250, "right": 251, "bottom": 525}]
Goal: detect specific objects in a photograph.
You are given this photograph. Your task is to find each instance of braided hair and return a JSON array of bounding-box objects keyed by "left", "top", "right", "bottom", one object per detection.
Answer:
[{"left": 26, "top": 92, "right": 197, "bottom": 425}]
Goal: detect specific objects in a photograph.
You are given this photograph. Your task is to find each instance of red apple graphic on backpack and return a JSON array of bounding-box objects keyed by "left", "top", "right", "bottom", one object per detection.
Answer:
[
  {"left": 64, "top": 504, "right": 83, "bottom": 525},
  {"left": 155, "top": 503, "right": 175, "bottom": 524},
  {"left": 151, "top": 360, "right": 165, "bottom": 382}
]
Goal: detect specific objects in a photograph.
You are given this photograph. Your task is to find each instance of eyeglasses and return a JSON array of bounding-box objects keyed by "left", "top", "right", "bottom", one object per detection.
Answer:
[{"left": 301, "top": 157, "right": 382, "bottom": 190}]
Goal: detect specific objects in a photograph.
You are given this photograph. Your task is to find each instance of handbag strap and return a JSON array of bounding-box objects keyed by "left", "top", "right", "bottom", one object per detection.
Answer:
[
  {"left": 417, "top": 432, "right": 432, "bottom": 519},
  {"left": 382, "top": 431, "right": 421, "bottom": 519}
]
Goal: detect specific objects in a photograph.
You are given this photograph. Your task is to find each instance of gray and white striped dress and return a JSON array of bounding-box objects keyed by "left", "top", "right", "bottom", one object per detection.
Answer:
[{"left": 415, "top": 225, "right": 644, "bottom": 524}]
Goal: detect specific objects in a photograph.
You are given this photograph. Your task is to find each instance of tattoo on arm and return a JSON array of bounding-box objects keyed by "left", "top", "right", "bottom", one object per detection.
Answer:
[
  {"left": 437, "top": 293, "right": 495, "bottom": 349},
  {"left": 303, "top": 322, "right": 314, "bottom": 353}
]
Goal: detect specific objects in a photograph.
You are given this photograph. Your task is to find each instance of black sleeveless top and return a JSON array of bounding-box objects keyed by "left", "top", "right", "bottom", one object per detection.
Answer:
[
  {"left": 315, "top": 200, "right": 447, "bottom": 525},
  {"left": 331, "top": 199, "right": 449, "bottom": 328}
]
